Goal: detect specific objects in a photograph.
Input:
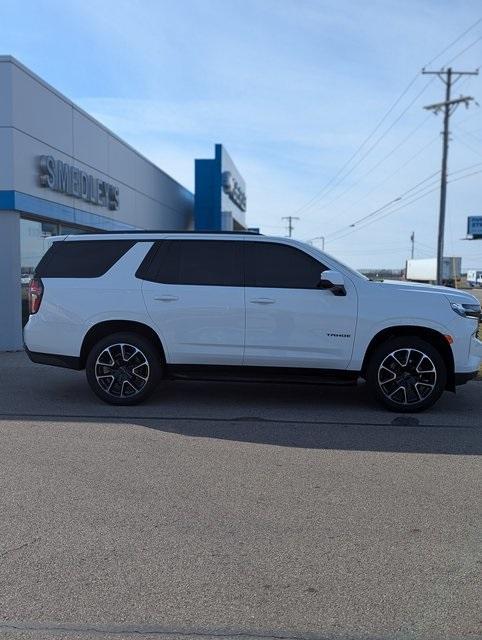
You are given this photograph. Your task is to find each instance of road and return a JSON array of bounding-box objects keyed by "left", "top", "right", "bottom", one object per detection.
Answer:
[{"left": 0, "top": 352, "right": 480, "bottom": 640}]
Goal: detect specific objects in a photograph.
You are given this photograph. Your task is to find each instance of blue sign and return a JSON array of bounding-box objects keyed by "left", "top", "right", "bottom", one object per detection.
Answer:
[
  {"left": 194, "top": 144, "right": 247, "bottom": 231},
  {"left": 467, "top": 216, "right": 482, "bottom": 237}
]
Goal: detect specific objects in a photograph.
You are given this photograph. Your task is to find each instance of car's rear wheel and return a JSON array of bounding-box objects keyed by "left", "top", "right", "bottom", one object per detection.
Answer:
[
  {"left": 367, "top": 336, "right": 447, "bottom": 412},
  {"left": 86, "top": 332, "right": 162, "bottom": 405}
]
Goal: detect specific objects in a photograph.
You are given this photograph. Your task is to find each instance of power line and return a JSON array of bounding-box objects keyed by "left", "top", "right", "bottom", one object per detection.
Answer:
[
  {"left": 449, "top": 160, "right": 482, "bottom": 176},
  {"left": 454, "top": 126, "right": 482, "bottom": 144},
  {"left": 333, "top": 170, "right": 477, "bottom": 242},
  {"left": 336, "top": 135, "right": 439, "bottom": 214},
  {"left": 328, "top": 185, "right": 441, "bottom": 243},
  {"left": 325, "top": 170, "right": 441, "bottom": 240},
  {"left": 415, "top": 240, "right": 435, "bottom": 255},
  {"left": 289, "top": 75, "right": 422, "bottom": 217},
  {"left": 298, "top": 79, "right": 435, "bottom": 218},
  {"left": 335, "top": 246, "right": 411, "bottom": 256},
  {"left": 424, "top": 18, "right": 482, "bottom": 66},
  {"left": 444, "top": 35, "right": 482, "bottom": 65},
  {"left": 453, "top": 134, "right": 482, "bottom": 158},
  {"left": 328, "top": 168, "right": 482, "bottom": 244},
  {"left": 288, "top": 17, "right": 482, "bottom": 218},
  {"left": 307, "top": 113, "right": 434, "bottom": 217},
  {"left": 414, "top": 244, "right": 435, "bottom": 258},
  {"left": 317, "top": 37, "right": 482, "bottom": 219},
  {"left": 450, "top": 168, "right": 482, "bottom": 184}
]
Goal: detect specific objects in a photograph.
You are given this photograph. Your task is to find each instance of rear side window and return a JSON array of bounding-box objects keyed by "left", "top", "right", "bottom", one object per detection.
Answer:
[
  {"left": 245, "top": 242, "right": 325, "bottom": 289},
  {"left": 35, "top": 240, "right": 136, "bottom": 278},
  {"left": 137, "top": 240, "right": 243, "bottom": 286}
]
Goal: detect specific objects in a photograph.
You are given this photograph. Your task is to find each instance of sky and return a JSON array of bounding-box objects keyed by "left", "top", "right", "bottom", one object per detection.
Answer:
[{"left": 2, "top": 0, "right": 482, "bottom": 270}]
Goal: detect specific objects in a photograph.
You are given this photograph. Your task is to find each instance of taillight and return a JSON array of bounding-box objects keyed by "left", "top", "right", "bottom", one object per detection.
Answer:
[{"left": 29, "top": 276, "right": 44, "bottom": 314}]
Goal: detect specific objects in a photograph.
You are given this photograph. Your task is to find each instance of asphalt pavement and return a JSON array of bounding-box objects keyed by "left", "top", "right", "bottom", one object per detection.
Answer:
[{"left": 0, "top": 351, "right": 480, "bottom": 640}]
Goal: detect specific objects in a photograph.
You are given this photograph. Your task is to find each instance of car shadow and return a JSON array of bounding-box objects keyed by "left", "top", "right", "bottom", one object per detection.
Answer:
[
  {"left": 16, "top": 377, "right": 481, "bottom": 456},
  {"left": 1, "top": 353, "right": 480, "bottom": 456}
]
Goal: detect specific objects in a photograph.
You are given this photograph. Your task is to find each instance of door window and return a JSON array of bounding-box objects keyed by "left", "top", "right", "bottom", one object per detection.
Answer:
[
  {"left": 139, "top": 240, "right": 244, "bottom": 287},
  {"left": 245, "top": 242, "right": 326, "bottom": 289}
]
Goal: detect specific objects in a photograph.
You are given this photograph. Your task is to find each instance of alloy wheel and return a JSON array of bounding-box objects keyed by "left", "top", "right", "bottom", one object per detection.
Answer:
[
  {"left": 94, "top": 343, "right": 150, "bottom": 398},
  {"left": 377, "top": 348, "right": 437, "bottom": 406}
]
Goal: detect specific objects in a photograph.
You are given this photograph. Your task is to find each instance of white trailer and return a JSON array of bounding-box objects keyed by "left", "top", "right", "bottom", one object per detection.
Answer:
[
  {"left": 466, "top": 269, "right": 482, "bottom": 287},
  {"left": 405, "top": 257, "right": 461, "bottom": 287}
]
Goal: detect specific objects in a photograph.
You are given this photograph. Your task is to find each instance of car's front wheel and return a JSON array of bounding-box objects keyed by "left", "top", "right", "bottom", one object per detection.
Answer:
[
  {"left": 367, "top": 336, "right": 447, "bottom": 412},
  {"left": 86, "top": 332, "right": 162, "bottom": 405}
]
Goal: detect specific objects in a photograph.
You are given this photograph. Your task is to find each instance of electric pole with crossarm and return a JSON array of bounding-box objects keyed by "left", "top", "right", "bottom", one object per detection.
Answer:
[
  {"left": 282, "top": 216, "right": 299, "bottom": 238},
  {"left": 422, "top": 66, "right": 478, "bottom": 285}
]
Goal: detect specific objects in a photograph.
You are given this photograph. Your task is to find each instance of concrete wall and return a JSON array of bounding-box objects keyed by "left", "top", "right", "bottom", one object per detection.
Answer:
[
  {"left": 0, "top": 56, "right": 194, "bottom": 230},
  {"left": 0, "top": 211, "right": 22, "bottom": 351}
]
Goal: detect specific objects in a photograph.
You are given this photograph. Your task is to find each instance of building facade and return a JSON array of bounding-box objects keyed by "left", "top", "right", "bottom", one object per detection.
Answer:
[
  {"left": 194, "top": 144, "right": 247, "bottom": 231},
  {"left": 0, "top": 56, "right": 247, "bottom": 350}
]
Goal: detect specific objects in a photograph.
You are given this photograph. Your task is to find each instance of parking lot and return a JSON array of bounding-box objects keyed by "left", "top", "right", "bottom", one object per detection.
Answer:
[{"left": 0, "top": 351, "right": 481, "bottom": 640}]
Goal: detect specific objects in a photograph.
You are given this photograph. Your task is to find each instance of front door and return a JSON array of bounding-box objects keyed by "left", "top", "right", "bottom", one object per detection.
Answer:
[
  {"left": 243, "top": 241, "right": 357, "bottom": 369},
  {"left": 142, "top": 239, "right": 245, "bottom": 365}
]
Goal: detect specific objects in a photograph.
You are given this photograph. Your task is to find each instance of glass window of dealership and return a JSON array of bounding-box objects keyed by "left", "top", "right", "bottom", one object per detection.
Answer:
[
  {"left": 18, "top": 219, "right": 88, "bottom": 325},
  {"left": 0, "top": 56, "right": 248, "bottom": 350}
]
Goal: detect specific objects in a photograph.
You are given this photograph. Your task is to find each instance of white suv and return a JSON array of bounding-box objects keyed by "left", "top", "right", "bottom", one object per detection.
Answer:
[{"left": 24, "top": 232, "right": 482, "bottom": 412}]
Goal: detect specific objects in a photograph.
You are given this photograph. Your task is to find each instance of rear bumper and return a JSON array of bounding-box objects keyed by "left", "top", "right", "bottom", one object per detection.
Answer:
[{"left": 24, "top": 346, "right": 82, "bottom": 370}]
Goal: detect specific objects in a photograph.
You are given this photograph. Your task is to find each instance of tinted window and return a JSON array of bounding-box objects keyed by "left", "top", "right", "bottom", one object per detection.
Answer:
[
  {"left": 245, "top": 242, "right": 325, "bottom": 288},
  {"left": 140, "top": 240, "right": 243, "bottom": 286},
  {"left": 35, "top": 240, "right": 136, "bottom": 278},
  {"left": 135, "top": 242, "right": 164, "bottom": 281}
]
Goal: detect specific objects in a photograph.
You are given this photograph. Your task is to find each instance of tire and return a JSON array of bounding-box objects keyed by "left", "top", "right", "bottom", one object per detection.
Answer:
[
  {"left": 366, "top": 336, "right": 447, "bottom": 412},
  {"left": 86, "top": 332, "right": 162, "bottom": 405}
]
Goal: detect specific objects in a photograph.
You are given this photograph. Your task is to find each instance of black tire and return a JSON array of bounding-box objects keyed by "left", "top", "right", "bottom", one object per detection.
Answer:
[
  {"left": 366, "top": 336, "right": 447, "bottom": 412},
  {"left": 86, "top": 332, "right": 162, "bottom": 405}
]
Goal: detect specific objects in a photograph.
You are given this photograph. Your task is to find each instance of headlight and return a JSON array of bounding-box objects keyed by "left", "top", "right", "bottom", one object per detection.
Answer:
[{"left": 450, "top": 302, "right": 481, "bottom": 319}]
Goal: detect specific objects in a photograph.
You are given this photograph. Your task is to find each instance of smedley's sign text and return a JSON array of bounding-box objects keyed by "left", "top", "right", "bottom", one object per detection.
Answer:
[
  {"left": 39, "top": 155, "right": 120, "bottom": 210},
  {"left": 221, "top": 170, "right": 246, "bottom": 212}
]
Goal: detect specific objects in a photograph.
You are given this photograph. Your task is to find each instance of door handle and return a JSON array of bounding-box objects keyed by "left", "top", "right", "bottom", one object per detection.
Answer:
[
  {"left": 249, "top": 297, "right": 276, "bottom": 304},
  {"left": 154, "top": 295, "right": 179, "bottom": 302}
]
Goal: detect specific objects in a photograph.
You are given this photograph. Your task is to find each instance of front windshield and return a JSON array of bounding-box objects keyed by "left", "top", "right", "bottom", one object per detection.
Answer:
[{"left": 307, "top": 245, "right": 369, "bottom": 281}]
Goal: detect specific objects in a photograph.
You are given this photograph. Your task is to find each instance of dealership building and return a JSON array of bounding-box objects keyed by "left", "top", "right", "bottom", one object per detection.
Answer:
[{"left": 0, "top": 56, "right": 248, "bottom": 351}]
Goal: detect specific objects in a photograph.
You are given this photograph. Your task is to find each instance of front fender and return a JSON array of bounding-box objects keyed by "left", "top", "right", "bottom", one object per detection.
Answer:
[{"left": 349, "top": 316, "right": 452, "bottom": 371}]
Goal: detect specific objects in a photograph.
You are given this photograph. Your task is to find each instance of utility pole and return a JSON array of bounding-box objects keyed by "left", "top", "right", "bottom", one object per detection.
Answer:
[
  {"left": 308, "top": 236, "right": 325, "bottom": 250},
  {"left": 410, "top": 231, "right": 415, "bottom": 259},
  {"left": 282, "top": 216, "right": 299, "bottom": 238},
  {"left": 422, "top": 66, "right": 478, "bottom": 284}
]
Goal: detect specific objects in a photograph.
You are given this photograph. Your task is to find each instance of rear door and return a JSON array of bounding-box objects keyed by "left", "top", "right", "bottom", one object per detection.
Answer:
[
  {"left": 243, "top": 240, "right": 358, "bottom": 369},
  {"left": 140, "top": 239, "right": 245, "bottom": 365}
]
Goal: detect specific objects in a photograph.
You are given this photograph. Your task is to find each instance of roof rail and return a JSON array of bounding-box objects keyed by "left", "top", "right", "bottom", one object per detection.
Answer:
[{"left": 80, "top": 229, "right": 261, "bottom": 235}]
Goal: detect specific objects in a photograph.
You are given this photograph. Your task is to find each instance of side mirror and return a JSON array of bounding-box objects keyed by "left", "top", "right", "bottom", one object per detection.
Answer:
[{"left": 319, "top": 270, "right": 346, "bottom": 296}]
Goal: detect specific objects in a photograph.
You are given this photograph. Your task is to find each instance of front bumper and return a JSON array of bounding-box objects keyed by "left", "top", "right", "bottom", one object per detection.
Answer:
[
  {"left": 453, "top": 334, "right": 482, "bottom": 385},
  {"left": 467, "top": 334, "right": 482, "bottom": 370}
]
